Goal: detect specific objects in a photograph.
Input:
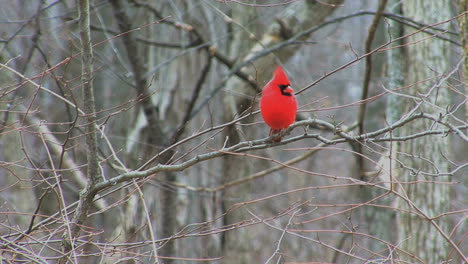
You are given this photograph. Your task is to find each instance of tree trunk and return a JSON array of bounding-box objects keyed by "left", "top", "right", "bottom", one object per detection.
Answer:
[
  {"left": 364, "top": 0, "right": 405, "bottom": 255},
  {"left": 394, "top": 1, "right": 454, "bottom": 262},
  {"left": 457, "top": 0, "right": 467, "bottom": 119}
]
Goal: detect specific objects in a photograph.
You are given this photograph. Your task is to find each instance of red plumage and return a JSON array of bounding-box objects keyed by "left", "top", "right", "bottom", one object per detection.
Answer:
[{"left": 259, "top": 66, "right": 298, "bottom": 141}]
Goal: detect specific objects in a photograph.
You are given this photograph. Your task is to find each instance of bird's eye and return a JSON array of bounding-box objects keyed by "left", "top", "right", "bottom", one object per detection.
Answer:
[{"left": 278, "top": 84, "right": 289, "bottom": 90}]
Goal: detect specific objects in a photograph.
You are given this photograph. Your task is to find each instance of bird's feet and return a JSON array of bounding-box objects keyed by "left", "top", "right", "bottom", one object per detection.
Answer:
[{"left": 269, "top": 129, "right": 284, "bottom": 142}]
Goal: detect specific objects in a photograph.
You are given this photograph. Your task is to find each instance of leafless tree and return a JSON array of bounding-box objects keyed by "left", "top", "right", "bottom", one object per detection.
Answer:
[{"left": 0, "top": 0, "right": 466, "bottom": 263}]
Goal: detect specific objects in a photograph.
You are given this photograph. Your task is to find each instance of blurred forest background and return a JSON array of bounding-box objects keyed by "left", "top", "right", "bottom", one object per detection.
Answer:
[{"left": 0, "top": 0, "right": 467, "bottom": 263}]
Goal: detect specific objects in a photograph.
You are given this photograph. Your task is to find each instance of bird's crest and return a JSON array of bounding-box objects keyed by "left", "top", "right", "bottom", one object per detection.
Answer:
[{"left": 273, "top": 66, "right": 290, "bottom": 85}]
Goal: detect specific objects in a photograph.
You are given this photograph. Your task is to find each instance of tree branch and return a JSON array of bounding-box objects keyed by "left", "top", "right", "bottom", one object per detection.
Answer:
[
  {"left": 60, "top": 0, "right": 102, "bottom": 261},
  {"left": 357, "top": 0, "right": 388, "bottom": 180},
  {"left": 91, "top": 112, "right": 466, "bottom": 194}
]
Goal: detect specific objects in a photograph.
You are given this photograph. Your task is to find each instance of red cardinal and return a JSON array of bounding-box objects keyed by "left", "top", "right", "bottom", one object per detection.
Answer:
[{"left": 260, "top": 66, "right": 298, "bottom": 142}]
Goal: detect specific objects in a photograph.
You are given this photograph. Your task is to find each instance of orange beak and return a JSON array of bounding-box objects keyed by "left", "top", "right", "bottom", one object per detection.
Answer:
[{"left": 284, "top": 85, "right": 294, "bottom": 94}]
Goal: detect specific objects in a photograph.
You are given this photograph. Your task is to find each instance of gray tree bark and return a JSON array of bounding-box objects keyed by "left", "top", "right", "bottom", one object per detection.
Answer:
[
  {"left": 457, "top": 0, "right": 467, "bottom": 120},
  {"left": 60, "top": 0, "right": 103, "bottom": 262},
  {"left": 393, "top": 1, "right": 455, "bottom": 262},
  {"left": 363, "top": 0, "right": 405, "bottom": 255}
]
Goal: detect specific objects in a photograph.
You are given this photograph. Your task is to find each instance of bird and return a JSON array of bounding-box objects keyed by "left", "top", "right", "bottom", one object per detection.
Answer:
[{"left": 259, "top": 65, "right": 298, "bottom": 142}]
